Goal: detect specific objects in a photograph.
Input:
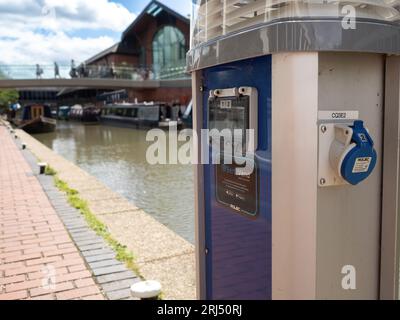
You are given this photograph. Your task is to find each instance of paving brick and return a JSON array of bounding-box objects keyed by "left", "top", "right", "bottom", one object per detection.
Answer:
[
  {"left": 29, "top": 294, "right": 55, "bottom": 300},
  {"left": 81, "top": 248, "right": 115, "bottom": 258},
  {"left": 80, "top": 294, "right": 105, "bottom": 300},
  {"left": 85, "top": 253, "right": 116, "bottom": 263},
  {"left": 0, "top": 275, "right": 26, "bottom": 286},
  {"left": 55, "top": 270, "right": 93, "bottom": 283},
  {"left": 106, "top": 288, "right": 132, "bottom": 300},
  {"left": 27, "top": 267, "right": 69, "bottom": 280},
  {"left": 74, "top": 278, "right": 97, "bottom": 288},
  {"left": 6, "top": 279, "right": 42, "bottom": 293},
  {"left": 80, "top": 243, "right": 108, "bottom": 252},
  {"left": 101, "top": 278, "right": 139, "bottom": 293},
  {"left": 92, "top": 265, "right": 127, "bottom": 277},
  {"left": 68, "top": 264, "right": 88, "bottom": 273},
  {"left": 30, "top": 282, "right": 75, "bottom": 297},
  {"left": 96, "top": 271, "right": 138, "bottom": 284},
  {"left": 74, "top": 239, "right": 105, "bottom": 247},
  {"left": 71, "top": 234, "right": 99, "bottom": 242},
  {"left": 56, "top": 286, "right": 102, "bottom": 300},
  {"left": 5, "top": 256, "right": 46, "bottom": 268},
  {"left": 88, "top": 259, "right": 123, "bottom": 269},
  {"left": 0, "top": 290, "right": 28, "bottom": 300}
]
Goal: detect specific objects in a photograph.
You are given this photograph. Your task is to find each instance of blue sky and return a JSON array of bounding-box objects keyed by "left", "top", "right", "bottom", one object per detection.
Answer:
[{"left": 0, "top": 0, "right": 192, "bottom": 65}]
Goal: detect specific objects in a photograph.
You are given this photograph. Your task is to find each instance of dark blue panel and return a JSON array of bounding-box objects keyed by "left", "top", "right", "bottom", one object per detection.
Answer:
[{"left": 203, "top": 56, "right": 272, "bottom": 300}]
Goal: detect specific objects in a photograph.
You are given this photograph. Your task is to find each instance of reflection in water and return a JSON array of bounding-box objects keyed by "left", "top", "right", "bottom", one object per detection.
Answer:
[{"left": 34, "top": 122, "right": 195, "bottom": 243}]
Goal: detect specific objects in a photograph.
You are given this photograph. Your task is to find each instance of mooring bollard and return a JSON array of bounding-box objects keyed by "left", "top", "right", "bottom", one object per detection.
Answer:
[
  {"left": 38, "top": 162, "right": 47, "bottom": 175},
  {"left": 130, "top": 281, "right": 162, "bottom": 300}
]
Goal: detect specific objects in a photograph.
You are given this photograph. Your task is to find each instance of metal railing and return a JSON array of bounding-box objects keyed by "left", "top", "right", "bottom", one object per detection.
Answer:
[{"left": 0, "top": 63, "right": 189, "bottom": 81}]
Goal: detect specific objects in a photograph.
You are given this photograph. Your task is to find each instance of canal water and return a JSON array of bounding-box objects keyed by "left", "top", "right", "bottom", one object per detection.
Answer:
[{"left": 34, "top": 122, "right": 195, "bottom": 244}]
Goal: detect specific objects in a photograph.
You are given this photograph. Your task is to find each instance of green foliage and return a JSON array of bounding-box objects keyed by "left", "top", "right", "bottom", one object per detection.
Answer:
[
  {"left": 54, "top": 176, "right": 143, "bottom": 279},
  {"left": 0, "top": 69, "right": 19, "bottom": 112},
  {"left": 45, "top": 166, "right": 57, "bottom": 176},
  {"left": 0, "top": 89, "right": 19, "bottom": 111}
]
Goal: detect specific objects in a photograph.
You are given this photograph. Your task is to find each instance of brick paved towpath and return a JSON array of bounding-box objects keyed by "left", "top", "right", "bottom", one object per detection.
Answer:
[{"left": 0, "top": 125, "right": 105, "bottom": 300}]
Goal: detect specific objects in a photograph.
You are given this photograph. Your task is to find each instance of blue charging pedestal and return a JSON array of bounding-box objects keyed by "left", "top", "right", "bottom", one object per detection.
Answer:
[{"left": 188, "top": 1, "right": 400, "bottom": 300}]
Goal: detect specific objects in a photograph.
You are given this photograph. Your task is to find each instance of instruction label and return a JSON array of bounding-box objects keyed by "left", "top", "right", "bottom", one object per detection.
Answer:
[
  {"left": 319, "top": 111, "right": 359, "bottom": 121},
  {"left": 352, "top": 157, "right": 372, "bottom": 174}
]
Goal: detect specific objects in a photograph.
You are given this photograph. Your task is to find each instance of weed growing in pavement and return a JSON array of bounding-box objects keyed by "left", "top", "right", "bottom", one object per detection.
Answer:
[{"left": 53, "top": 176, "right": 143, "bottom": 279}]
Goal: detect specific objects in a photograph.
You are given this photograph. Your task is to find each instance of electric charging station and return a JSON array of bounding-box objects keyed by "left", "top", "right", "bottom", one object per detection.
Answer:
[{"left": 187, "top": 0, "right": 400, "bottom": 300}]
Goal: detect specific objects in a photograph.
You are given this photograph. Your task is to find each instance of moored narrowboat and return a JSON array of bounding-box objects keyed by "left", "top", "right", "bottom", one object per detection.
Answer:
[
  {"left": 18, "top": 104, "right": 56, "bottom": 134},
  {"left": 100, "top": 103, "right": 162, "bottom": 129},
  {"left": 69, "top": 105, "right": 100, "bottom": 123},
  {"left": 58, "top": 106, "right": 71, "bottom": 121}
]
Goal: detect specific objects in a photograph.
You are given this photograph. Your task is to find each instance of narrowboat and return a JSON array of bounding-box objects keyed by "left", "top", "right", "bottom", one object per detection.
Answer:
[
  {"left": 18, "top": 104, "right": 56, "bottom": 134},
  {"left": 100, "top": 103, "right": 162, "bottom": 129},
  {"left": 69, "top": 105, "right": 100, "bottom": 123},
  {"left": 58, "top": 106, "right": 71, "bottom": 121}
]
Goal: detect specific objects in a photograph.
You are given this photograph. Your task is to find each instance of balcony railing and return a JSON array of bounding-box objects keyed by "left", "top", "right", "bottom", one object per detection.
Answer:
[{"left": 0, "top": 63, "right": 189, "bottom": 81}]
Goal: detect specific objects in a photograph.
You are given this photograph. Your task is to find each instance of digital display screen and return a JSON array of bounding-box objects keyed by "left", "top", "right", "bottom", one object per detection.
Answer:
[
  {"left": 208, "top": 95, "right": 250, "bottom": 154},
  {"left": 209, "top": 96, "right": 249, "bottom": 133}
]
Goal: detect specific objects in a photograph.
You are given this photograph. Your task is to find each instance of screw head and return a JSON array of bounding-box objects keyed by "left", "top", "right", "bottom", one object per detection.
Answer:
[
  {"left": 320, "top": 178, "right": 326, "bottom": 186},
  {"left": 321, "top": 126, "right": 327, "bottom": 133}
]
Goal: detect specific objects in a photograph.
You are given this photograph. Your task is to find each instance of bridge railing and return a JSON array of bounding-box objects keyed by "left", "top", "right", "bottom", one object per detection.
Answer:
[{"left": 0, "top": 63, "right": 189, "bottom": 81}]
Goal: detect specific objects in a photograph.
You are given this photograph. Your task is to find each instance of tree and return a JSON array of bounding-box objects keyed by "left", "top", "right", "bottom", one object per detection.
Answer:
[{"left": 0, "top": 69, "right": 19, "bottom": 113}]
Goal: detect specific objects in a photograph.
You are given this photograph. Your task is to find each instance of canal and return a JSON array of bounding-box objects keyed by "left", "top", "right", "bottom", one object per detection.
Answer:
[{"left": 33, "top": 121, "right": 195, "bottom": 244}]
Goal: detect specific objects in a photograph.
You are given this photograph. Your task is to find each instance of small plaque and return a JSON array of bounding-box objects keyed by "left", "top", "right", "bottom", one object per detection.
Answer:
[
  {"left": 216, "top": 157, "right": 258, "bottom": 217},
  {"left": 352, "top": 157, "right": 372, "bottom": 174},
  {"left": 319, "top": 111, "right": 359, "bottom": 121}
]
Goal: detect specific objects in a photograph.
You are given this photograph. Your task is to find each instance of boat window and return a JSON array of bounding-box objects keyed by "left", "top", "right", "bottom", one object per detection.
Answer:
[{"left": 32, "top": 106, "right": 44, "bottom": 119}]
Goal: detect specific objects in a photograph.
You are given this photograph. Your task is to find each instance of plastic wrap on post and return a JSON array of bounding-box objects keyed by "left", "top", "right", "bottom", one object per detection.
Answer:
[{"left": 188, "top": 0, "right": 400, "bottom": 71}]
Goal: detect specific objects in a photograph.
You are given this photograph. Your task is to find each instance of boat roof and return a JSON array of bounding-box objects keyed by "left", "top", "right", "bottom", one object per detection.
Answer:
[
  {"left": 105, "top": 103, "right": 162, "bottom": 108},
  {"left": 24, "top": 104, "right": 51, "bottom": 109}
]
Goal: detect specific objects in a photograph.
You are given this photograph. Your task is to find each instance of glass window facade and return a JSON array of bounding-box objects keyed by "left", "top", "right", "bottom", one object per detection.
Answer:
[{"left": 153, "top": 26, "right": 186, "bottom": 69}]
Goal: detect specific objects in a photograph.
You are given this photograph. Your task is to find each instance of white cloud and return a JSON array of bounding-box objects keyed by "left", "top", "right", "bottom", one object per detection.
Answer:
[{"left": 0, "top": 0, "right": 136, "bottom": 65}]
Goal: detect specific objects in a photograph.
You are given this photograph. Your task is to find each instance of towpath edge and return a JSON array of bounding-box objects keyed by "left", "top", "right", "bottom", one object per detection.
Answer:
[{"left": 13, "top": 126, "right": 196, "bottom": 300}]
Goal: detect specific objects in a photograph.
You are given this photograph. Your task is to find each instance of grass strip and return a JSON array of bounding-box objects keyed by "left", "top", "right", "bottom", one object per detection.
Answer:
[{"left": 49, "top": 171, "right": 143, "bottom": 279}]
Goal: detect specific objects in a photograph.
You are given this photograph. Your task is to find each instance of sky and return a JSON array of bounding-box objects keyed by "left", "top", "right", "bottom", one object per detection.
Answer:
[{"left": 0, "top": 0, "right": 192, "bottom": 65}]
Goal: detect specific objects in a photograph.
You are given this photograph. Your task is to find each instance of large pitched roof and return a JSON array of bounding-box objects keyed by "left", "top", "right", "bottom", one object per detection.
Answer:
[
  {"left": 85, "top": 43, "right": 121, "bottom": 65},
  {"left": 122, "top": 0, "right": 189, "bottom": 39},
  {"left": 84, "top": 1, "right": 189, "bottom": 65}
]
